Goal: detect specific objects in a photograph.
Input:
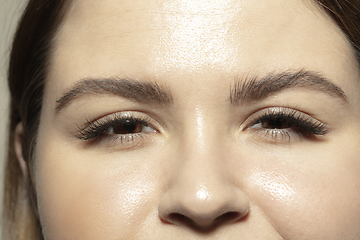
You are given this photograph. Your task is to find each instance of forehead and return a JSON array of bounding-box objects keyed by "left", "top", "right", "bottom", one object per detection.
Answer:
[{"left": 51, "top": 0, "right": 357, "bottom": 88}]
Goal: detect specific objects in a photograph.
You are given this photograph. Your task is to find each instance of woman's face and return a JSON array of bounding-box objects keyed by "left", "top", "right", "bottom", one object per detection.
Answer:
[{"left": 34, "top": 0, "right": 360, "bottom": 239}]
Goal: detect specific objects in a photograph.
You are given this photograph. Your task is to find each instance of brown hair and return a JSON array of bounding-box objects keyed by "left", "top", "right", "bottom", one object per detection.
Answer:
[
  {"left": 4, "top": 0, "right": 71, "bottom": 239},
  {"left": 3, "top": 0, "right": 360, "bottom": 239}
]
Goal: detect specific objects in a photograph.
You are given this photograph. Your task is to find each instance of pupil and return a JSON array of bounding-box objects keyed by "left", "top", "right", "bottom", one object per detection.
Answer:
[
  {"left": 263, "top": 118, "right": 290, "bottom": 129},
  {"left": 113, "top": 120, "right": 142, "bottom": 134}
]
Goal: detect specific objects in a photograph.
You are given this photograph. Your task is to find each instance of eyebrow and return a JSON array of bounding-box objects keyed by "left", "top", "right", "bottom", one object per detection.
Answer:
[
  {"left": 55, "top": 78, "right": 173, "bottom": 112},
  {"left": 230, "top": 69, "right": 348, "bottom": 104},
  {"left": 56, "top": 70, "right": 347, "bottom": 112}
]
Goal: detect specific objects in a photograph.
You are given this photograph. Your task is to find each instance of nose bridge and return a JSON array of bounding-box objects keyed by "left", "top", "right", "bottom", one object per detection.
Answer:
[
  {"left": 176, "top": 106, "right": 226, "bottom": 190},
  {"left": 179, "top": 120, "right": 225, "bottom": 191},
  {"left": 186, "top": 105, "right": 207, "bottom": 151},
  {"left": 180, "top": 103, "right": 236, "bottom": 187},
  {"left": 158, "top": 106, "right": 250, "bottom": 230},
  {"left": 175, "top": 135, "right": 226, "bottom": 206},
  {"left": 182, "top": 105, "right": 221, "bottom": 157}
]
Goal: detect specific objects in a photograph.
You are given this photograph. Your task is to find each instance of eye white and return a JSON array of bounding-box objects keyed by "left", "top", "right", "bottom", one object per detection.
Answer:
[
  {"left": 249, "top": 122, "right": 262, "bottom": 129},
  {"left": 142, "top": 125, "right": 157, "bottom": 133}
]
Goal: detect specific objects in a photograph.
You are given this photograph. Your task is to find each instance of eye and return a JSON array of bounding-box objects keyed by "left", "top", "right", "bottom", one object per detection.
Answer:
[
  {"left": 245, "top": 107, "right": 329, "bottom": 142},
  {"left": 75, "top": 112, "right": 159, "bottom": 147},
  {"left": 251, "top": 116, "right": 293, "bottom": 130},
  {"left": 108, "top": 119, "right": 155, "bottom": 135}
]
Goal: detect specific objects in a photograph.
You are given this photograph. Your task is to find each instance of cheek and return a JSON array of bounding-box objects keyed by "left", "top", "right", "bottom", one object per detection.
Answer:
[
  {"left": 35, "top": 138, "right": 160, "bottom": 240},
  {"left": 246, "top": 150, "right": 360, "bottom": 239}
]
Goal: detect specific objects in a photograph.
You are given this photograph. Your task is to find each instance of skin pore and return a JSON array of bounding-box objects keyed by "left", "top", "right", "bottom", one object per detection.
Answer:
[{"left": 16, "top": 0, "right": 360, "bottom": 239}]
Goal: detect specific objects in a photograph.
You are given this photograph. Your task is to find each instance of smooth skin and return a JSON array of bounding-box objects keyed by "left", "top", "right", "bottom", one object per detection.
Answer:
[{"left": 16, "top": 0, "right": 360, "bottom": 239}]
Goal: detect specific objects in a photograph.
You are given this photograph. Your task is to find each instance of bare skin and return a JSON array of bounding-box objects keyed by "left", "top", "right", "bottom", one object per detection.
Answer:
[{"left": 16, "top": 0, "right": 360, "bottom": 239}]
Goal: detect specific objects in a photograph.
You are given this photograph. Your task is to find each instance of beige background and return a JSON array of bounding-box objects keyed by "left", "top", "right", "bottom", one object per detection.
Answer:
[{"left": 0, "top": 0, "right": 27, "bottom": 222}]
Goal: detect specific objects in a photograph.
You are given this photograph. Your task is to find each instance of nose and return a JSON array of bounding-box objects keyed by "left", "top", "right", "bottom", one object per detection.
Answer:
[{"left": 158, "top": 145, "right": 250, "bottom": 231}]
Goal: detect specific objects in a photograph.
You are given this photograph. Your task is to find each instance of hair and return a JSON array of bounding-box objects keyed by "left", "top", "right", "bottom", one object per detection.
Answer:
[
  {"left": 3, "top": 0, "right": 360, "bottom": 239},
  {"left": 3, "top": 0, "right": 71, "bottom": 239}
]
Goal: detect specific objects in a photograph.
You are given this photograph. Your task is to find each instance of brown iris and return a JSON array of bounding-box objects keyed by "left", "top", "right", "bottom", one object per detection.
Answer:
[
  {"left": 112, "top": 120, "right": 143, "bottom": 134},
  {"left": 262, "top": 118, "right": 291, "bottom": 129}
]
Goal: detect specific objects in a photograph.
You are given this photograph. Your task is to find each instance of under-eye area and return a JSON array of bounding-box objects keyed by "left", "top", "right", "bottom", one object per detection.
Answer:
[
  {"left": 244, "top": 107, "right": 330, "bottom": 142},
  {"left": 74, "top": 111, "right": 158, "bottom": 148}
]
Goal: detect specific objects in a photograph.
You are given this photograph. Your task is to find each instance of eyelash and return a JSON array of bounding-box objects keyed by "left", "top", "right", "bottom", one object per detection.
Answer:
[
  {"left": 75, "top": 113, "right": 157, "bottom": 145},
  {"left": 246, "top": 108, "right": 329, "bottom": 142},
  {"left": 76, "top": 107, "right": 328, "bottom": 147}
]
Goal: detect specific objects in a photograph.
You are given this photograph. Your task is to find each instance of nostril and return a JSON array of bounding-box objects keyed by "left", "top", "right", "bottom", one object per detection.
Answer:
[
  {"left": 158, "top": 181, "right": 251, "bottom": 231},
  {"left": 167, "top": 213, "right": 195, "bottom": 226},
  {"left": 166, "top": 212, "right": 215, "bottom": 231},
  {"left": 215, "top": 211, "right": 245, "bottom": 224},
  {"left": 163, "top": 210, "right": 248, "bottom": 232}
]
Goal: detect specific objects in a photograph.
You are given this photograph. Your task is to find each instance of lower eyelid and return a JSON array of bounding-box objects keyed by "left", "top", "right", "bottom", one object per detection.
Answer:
[
  {"left": 241, "top": 107, "right": 329, "bottom": 142},
  {"left": 80, "top": 132, "right": 154, "bottom": 150},
  {"left": 106, "top": 133, "right": 141, "bottom": 144},
  {"left": 257, "top": 128, "right": 299, "bottom": 141}
]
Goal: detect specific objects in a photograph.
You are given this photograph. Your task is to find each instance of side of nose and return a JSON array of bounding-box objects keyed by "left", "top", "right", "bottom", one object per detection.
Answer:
[{"left": 158, "top": 145, "right": 250, "bottom": 231}]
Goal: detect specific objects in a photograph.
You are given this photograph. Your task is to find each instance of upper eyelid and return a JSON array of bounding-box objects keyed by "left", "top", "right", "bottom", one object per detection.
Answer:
[
  {"left": 75, "top": 112, "right": 160, "bottom": 139},
  {"left": 75, "top": 118, "right": 155, "bottom": 147},
  {"left": 248, "top": 107, "right": 321, "bottom": 119},
  {"left": 242, "top": 107, "right": 327, "bottom": 127},
  {"left": 80, "top": 111, "right": 154, "bottom": 128},
  {"left": 241, "top": 108, "right": 330, "bottom": 143}
]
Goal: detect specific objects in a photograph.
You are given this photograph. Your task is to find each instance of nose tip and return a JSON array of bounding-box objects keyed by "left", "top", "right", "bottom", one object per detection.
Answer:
[{"left": 158, "top": 186, "right": 250, "bottom": 231}]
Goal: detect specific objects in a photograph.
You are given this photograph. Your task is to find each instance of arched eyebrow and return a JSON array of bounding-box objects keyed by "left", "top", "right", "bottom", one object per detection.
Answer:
[
  {"left": 230, "top": 70, "right": 348, "bottom": 104},
  {"left": 55, "top": 78, "right": 173, "bottom": 113},
  {"left": 55, "top": 70, "right": 348, "bottom": 113}
]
